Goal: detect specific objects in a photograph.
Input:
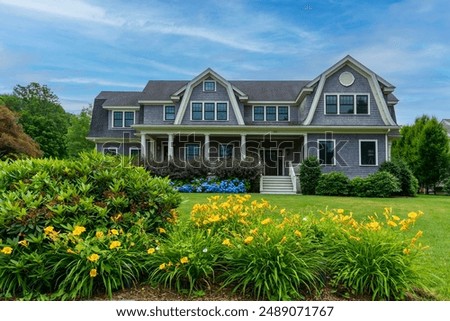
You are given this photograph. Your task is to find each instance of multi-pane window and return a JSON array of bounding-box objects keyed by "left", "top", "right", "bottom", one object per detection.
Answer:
[
  {"left": 164, "top": 105, "right": 175, "bottom": 121},
  {"left": 185, "top": 143, "right": 200, "bottom": 160},
  {"left": 103, "top": 147, "right": 118, "bottom": 155},
  {"left": 192, "top": 103, "right": 203, "bottom": 120},
  {"left": 360, "top": 140, "right": 377, "bottom": 166},
  {"left": 253, "top": 106, "right": 290, "bottom": 121},
  {"left": 191, "top": 102, "right": 228, "bottom": 121},
  {"left": 325, "top": 95, "right": 338, "bottom": 114},
  {"left": 203, "top": 80, "right": 216, "bottom": 91},
  {"left": 254, "top": 106, "right": 265, "bottom": 121},
  {"left": 266, "top": 106, "right": 277, "bottom": 121},
  {"left": 204, "top": 103, "right": 215, "bottom": 120},
  {"left": 113, "top": 111, "right": 134, "bottom": 128},
  {"left": 324, "top": 94, "right": 369, "bottom": 115},
  {"left": 356, "top": 95, "right": 368, "bottom": 114},
  {"left": 219, "top": 144, "right": 233, "bottom": 159},
  {"left": 339, "top": 95, "right": 354, "bottom": 114},
  {"left": 318, "top": 140, "right": 335, "bottom": 165},
  {"left": 278, "top": 106, "right": 289, "bottom": 121},
  {"left": 217, "top": 103, "right": 228, "bottom": 120}
]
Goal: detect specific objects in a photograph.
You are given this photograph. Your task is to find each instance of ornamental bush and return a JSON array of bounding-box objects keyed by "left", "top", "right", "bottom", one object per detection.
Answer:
[
  {"left": 176, "top": 177, "right": 247, "bottom": 193},
  {"left": 361, "top": 171, "right": 401, "bottom": 198},
  {"left": 379, "top": 160, "right": 419, "bottom": 196},
  {"left": 315, "top": 172, "right": 350, "bottom": 196},
  {"left": 299, "top": 157, "right": 322, "bottom": 195},
  {"left": 0, "top": 152, "right": 181, "bottom": 299}
]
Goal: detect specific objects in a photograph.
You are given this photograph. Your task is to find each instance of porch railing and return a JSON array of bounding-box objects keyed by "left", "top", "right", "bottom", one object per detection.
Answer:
[{"left": 288, "top": 161, "right": 297, "bottom": 193}]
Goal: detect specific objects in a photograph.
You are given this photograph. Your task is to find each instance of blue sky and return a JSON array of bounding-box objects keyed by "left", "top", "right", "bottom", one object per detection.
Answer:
[{"left": 0, "top": 0, "right": 449, "bottom": 125}]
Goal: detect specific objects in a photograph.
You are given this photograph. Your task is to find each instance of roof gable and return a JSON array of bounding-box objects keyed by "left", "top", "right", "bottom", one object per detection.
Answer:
[{"left": 173, "top": 68, "right": 245, "bottom": 125}]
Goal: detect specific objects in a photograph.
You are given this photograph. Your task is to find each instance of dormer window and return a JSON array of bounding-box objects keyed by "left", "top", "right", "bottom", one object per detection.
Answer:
[
  {"left": 203, "top": 80, "right": 216, "bottom": 92},
  {"left": 112, "top": 111, "right": 135, "bottom": 128}
]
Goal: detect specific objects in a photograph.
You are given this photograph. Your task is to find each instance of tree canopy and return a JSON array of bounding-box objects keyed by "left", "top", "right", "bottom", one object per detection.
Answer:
[
  {"left": 392, "top": 115, "right": 450, "bottom": 193},
  {"left": 0, "top": 105, "right": 43, "bottom": 159},
  {"left": 66, "top": 105, "right": 95, "bottom": 157}
]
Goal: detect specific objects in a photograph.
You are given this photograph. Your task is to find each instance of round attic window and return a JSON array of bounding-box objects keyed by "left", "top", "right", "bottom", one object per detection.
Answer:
[{"left": 339, "top": 71, "right": 355, "bottom": 87}]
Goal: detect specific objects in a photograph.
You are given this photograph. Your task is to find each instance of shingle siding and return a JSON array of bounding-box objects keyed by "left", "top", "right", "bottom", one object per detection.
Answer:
[
  {"left": 307, "top": 133, "right": 386, "bottom": 178},
  {"left": 310, "top": 65, "right": 386, "bottom": 126}
]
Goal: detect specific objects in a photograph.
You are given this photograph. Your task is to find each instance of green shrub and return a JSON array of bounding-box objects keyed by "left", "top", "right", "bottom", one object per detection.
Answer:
[
  {"left": 145, "top": 226, "right": 222, "bottom": 293},
  {"left": 379, "top": 160, "right": 418, "bottom": 196},
  {"left": 350, "top": 176, "right": 369, "bottom": 197},
  {"left": 212, "top": 157, "right": 262, "bottom": 193},
  {"left": 316, "top": 172, "right": 350, "bottom": 196},
  {"left": 361, "top": 171, "right": 401, "bottom": 198},
  {"left": 299, "top": 157, "right": 322, "bottom": 195},
  {"left": 0, "top": 151, "right": 181, "bottom": 299},
  {"left": 147, "top": 158, "right": 209, "bottom": 182}
]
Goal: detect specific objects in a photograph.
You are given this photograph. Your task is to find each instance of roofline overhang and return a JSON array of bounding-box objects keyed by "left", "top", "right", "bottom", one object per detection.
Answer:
[{"left": 132, "top": 124, "right": 399, "bottom": 135}]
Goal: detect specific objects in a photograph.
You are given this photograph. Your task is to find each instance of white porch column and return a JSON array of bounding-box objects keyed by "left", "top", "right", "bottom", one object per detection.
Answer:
[
  {"left": 204, "top": 134, "right": 210, "bottom": 161},
  {"left": 168, "top": 133, "right": 174, "bottom": 160},
  {"left": 149, "top": 137, "right": 156, "bottom": 159},
  {"left": 140, "top": 133, "right": 147, "bottom": 160},
  {"left": 240, "top": 134, "right": 246, "bottom": 160}
]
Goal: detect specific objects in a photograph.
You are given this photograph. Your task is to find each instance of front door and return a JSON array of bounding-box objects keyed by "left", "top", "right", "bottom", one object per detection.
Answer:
[{"left": 262, "top": 149, "right": 280, "bottom": 176}]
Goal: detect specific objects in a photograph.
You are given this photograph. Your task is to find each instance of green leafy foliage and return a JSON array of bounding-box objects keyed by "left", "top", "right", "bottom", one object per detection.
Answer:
[
  {"left": 315, "top": 172, "right": 350, "bottom": 196},
  {"left": 299, "top": 157, "right": 322, "bottom": 195},
  {"left": 379, "top": 160, "right": 418, "bottom": 196},
  {"left": 0, "top": 151, "right": 181, "bottom": 299},
  {"left": 66, "top": 106, "right": 95, "bottom": 158}
]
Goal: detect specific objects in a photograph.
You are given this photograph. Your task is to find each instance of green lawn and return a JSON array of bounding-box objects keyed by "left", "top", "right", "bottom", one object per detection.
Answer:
[{"left": 177, "top": 193, "right": 450, "bottom": 300}]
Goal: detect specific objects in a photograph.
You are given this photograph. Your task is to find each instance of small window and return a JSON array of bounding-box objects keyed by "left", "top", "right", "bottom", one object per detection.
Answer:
[
  {"left": 204, "top": 103, "right": 215, "bottom": 120},
  {"left": 318, "top": 140, "right": 335, "bottom": 165},
  {"left": 164, "top": 106, "right": 175, "bottom": 121},
  {"left": 203, "top": 80, "right": 216, "bottom": 91},
  {"left": 192, "top": 103, "right": 202, "bottom": 120},
  {"left": 356, "top": 95, "right": 369, "bottom": 114},
  {"left": 104, "top": 147, "right": 118, "bottom": 155},
  {"left": 217, "top": 103, "right": 228, "bottom": 120},
  {"left": 325, "top": 95, "right": 338, "bottom": 114},
  {"left": 219, "top": 144, "right": 233, "bottom": 159},
  {"left": 266, "top": 106, "right": 277, "bottom": 121},
  {"left": 339, "top": 95, "right": 354, "bottom": 114},
  {"left": 278, "top": 106, "right": 289, "bottom": 121},
  {"left": 185, "top": 143, "right": 200, "bottom": 160},
  {"left": 360, "top": 141, "right": 377, "bottom": 165},
  {"left": 254, "top": 106, "right": 265, "bottom": 121}
]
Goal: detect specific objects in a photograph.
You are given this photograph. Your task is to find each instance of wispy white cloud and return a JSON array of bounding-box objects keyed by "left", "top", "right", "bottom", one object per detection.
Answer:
[
  {"left": 50, "top": 77, "right": 143, "bottom": 89},
  {"left": 0, "top": 0, "right": 123, "bottom": 26}
]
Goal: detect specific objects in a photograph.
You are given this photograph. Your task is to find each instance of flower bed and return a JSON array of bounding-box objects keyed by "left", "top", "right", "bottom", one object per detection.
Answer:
[{"left": 175, "top": 177, "right": 248, "bottom": 193}]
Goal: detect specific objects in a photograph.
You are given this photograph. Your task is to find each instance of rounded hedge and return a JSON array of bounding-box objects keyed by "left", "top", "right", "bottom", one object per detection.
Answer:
[
  {"left": 299, "top": 157, "right": 322, "bottom": 195},
  {"left": 316, "top": 172, "right": 350, "bottom": 196}
]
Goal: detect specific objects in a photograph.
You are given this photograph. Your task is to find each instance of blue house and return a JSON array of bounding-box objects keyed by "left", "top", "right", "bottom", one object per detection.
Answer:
[{"left": 87, "top": 55, "right": 400, "bottom": 193}]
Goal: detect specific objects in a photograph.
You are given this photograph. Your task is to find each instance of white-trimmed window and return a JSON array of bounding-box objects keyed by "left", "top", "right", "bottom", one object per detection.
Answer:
[
  {"left": 203, "top": 80, "right": 216, "bottom": 92},
  {"left": 190, "top": 102, "right": 228, "bottom": 121},
  {"left": 112, "top": 111, "right": 135, "bottom": 128},
  {"left": 185, "top": 143, "right": 200, "bottom": 160},
  {"left": 359, "top": 140, "right": 378, "bottom": 166},
  {"left": 318, "top": 140, "right": 335, "bottom": 165},
  {"left": 129, "top": 147, "right": 141, "bottom": 159},
  {"left": 103, "top": 147, "right": 118, "bottom": 155},
  {"left": 252, "top": 105, "right": 290, "bottom": 121},
  {"left": 164, "top": 105, "right": 175, "bottom": 121},
  {"left": 324, "top": 94, "right": 369, "bottom": 115},
  {"left": 219, "top": 144, "right": 234, "bottom": 159}
]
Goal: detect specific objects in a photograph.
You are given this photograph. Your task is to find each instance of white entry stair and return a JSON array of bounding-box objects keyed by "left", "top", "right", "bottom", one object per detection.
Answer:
[{"left": 260, "top": 176, "right": 296, "bottom": 194}]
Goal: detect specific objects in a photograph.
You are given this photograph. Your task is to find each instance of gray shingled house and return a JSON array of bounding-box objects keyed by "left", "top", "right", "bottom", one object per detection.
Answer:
[{"left": 87, "top": 55, "right": 400, "bottom": 194}]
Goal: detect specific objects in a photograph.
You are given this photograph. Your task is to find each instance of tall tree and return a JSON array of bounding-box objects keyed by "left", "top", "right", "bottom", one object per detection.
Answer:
[
  {"left": 66, "top": 105, "right": 95, "bottom": 157},
  {"left": 8, "top": 83, "right": 70, "bottom": 158},
  {"left": 392, "top": 115, "right": 450, "bottom": 193},
  {"left": 0, "top": 105, "right": 43, "bottom": 159}
]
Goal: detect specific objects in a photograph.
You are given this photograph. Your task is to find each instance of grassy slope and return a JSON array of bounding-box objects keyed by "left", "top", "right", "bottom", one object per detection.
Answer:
[{"left": 178, "top": 194, "right": 450, "bottom": 299}]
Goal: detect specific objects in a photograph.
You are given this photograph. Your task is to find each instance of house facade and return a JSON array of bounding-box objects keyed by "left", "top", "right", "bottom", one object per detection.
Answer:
[{"left": 87, "top": 55, "right": 400, "bottom": 193}]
